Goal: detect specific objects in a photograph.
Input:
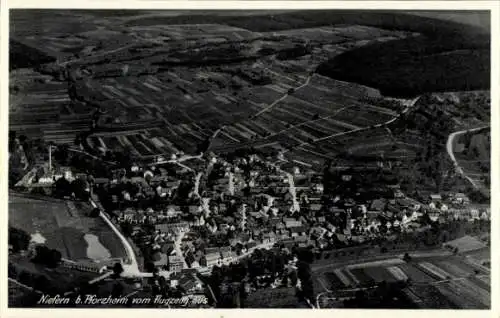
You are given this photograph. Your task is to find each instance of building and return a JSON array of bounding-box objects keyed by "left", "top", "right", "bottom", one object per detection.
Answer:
[
  {"left": 205, "top": 252, "right": 221, "bottom": 267},
  {"left": 62, "top": 258, "right": 120, "bottom": 274},
  {"left": 38, "top": 166, "right": 74, "bottom": 184},
  {"left": 152, "top": 252, "right": 169, "bottom": 268},
  {"left": 309, "top": 203, "right": 322, "bottom": 212},
  {"left": 283, "top": 218, "right": 302, "bottom": 228},
  {"left": 453, "top": 193, "right": 470, "bottom": 205},
  {"left": 178, "top": 273, "right": 204, "bottom": 294},
  {"left": 429, "top": 194, "right": 442, "bottom": 202},
  {"left": 262, "top": 232, "right": 277, "bottom": 244},
  {"left": 155, "top": 222, "right": 189, "bottom": 233},
  {"left": 289, "top": 226, "right": 307, "bottom": 237},
  {"left": 168, "top": 255, "right": 184, "bottom": 273},
  {"left": 221, "top": 250, "right": 236, "bottom": 265}
]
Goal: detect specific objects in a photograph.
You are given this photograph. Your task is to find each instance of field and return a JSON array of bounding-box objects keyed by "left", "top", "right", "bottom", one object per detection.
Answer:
[
  {"left": 9, "top": 10, "right": 490, "bottom": 173},
  {"left": 9, "top": 192, "right": 126, "bottom": 261},
  {"left": 10, "top": 10, "right": 421, "bottom": 160},
  {"left": 10, "top": 68, "right": 92, "bottom": 143},
  {"left": 315, "top": 253, "right": 490, "bottom": 309}
]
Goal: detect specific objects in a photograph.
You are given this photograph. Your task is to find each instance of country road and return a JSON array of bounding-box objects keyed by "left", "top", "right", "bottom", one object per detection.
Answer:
[
  {"left": 174, "top": 230, "right": 188, "bottom": 269},
  {"left": 61, "top": 43, "right": 137, "bottom": 67},
  {"left": 253, "top": 74, "right": 313, "bottom": 118},
  {"left": 194, "top": 172, "right": 203, "bottom": 197},
  {"left": 150, "top": 153, "right": 203, "bottom": 166},
  {"left": 209, "top": 94, "right": 420, "bottom": 154},
  {"left": 89, "top": 196, "right": 140, "bottom": 276},
  {"left": 283, "top": 95, "right": 420, "bottom": 154},
  {"left": 311, "top": 248, "right": 453, "bottom": 272},
  {"left": 90, "top": 191, "right": 274, "bottom": 280},
  {"left": 207, "top": 72, "right": 314, "bottom": 152},
  {"left": 446, "top": 125, "right": 490, "bottom": 189}
]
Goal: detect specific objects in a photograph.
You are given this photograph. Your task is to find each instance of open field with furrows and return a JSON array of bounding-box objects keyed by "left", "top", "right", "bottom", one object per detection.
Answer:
[
  {"left": 80, "top": 27, "right": 405, "bottom": 157},
  {"left": 279, "top": 123, "right": 421, "bottom": 168},
  {"left": 90, "top": 129, "right": 181, "bottom": 158},
  {"left": 405, "top": 285, "right": 458, "bottom": 308},
  {"left": 316, "top": 254, "right": 490, "bottom": 308},
  {"left": 10, "top": 11, "right": 113, "bottom": 61},
  {"left": 9, "top": 192, "right": 126, "bottom": 262},
  {"left": 10, "top": 10, "right": 489, "bottom": 164},
  {"left": 9, "top": 70, "right": 93, "bottom": 143},
  {"left": 90, "top": 124, "right": 214, "bottom": 158},
  {"left": 209, "top": 75, "right": 398, "bottom": 151},
  {"left": 11, "top": 21, "right": 398, "bottom": 155},
  {"left": 272, "top": 25, "right": 404, "bottom": 43}
]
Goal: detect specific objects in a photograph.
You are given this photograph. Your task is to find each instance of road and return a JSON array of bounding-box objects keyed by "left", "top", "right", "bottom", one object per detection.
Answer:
[
  {"left": 266, "top": 160, "right": 300, "bottom": 212},
  {"left": 226, "top": 242, "right": 276, "bottom": 266},
  {"left": 228, "top": 172, "right": 235, "bottom": 196},
  {"left": 311, "top": 248, "right": 453, "bottom": 272},
  {"left": 89, "top": 196, "right": 140, "bottom": 276},
  {"left": 197, "top": 241, "right": 276, "bottom": 276},
  {"left": 209, "top": 95, "right": 418, "bottom": 154},
  {"left": 285, "top": 170, "right": 300, "bottom": 213},
  {"left": 253, "top": 75, "right": 313, "bottom": 118},
  {"left": 194, "top": 172, "right": 203, "bottom": 197},
  {"left": 316, "top": 286, "right": 378, "bottom": 308},
  {"left": 8, "top": 277, "right": 43, "bottom": 295},
  {"left": 259, "top": 105, "right": 355, "bottom": 143},
  {"left": 60, "top": 43, "right": 137, "bottom": 67},
  {"left": 86, "top": 206, "right": 214, "bottom": 283},
  {"left": 89, "top": 195, "right": 175, "bottom": 280},
  {"left": 446, "top": 125, "right": 490, "bottom": 189},
  {"left": 150, "top": 153, "right": 203, "bottom": 166},
  {"left": 207, "top": 72, "right": 315, "bottom": 152},
  {"left": 67, "top": 147, "right": 118, "bottom": 165},
  {"left": 211, "top": 126, "right": 225, "bottom": 140},
  {"left": 174, "top": 230, "right": 188, "bottom": 269}
]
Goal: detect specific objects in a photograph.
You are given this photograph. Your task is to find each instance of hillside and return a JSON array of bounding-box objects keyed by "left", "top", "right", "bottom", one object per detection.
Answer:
[{"left": 316, "top": 17, "right": 489, "bottom": 98}]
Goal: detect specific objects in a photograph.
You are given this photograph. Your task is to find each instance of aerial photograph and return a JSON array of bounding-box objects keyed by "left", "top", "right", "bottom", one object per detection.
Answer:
[{"left": 8, "top": 9, "right": 490, "bottom": 309}]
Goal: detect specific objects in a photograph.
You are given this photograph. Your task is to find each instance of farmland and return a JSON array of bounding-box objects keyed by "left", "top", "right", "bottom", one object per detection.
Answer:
[
  {"left": 10, "top": 68, "right": 93, "bottom": 144},
  {"left": 9, "top": 10, "right": 490, "bottom": 171},
  {"left": 10, "top": 10, "right": 428, "bottom": 161},
  {"left": 315, "top": 252, "right": 490, "bottom": 309},
  {"left": 8, "top": 10, "right": 491, "bottom": 309},
  {"left": 9, "top": 192, "right": 127, "bottom": 261}
]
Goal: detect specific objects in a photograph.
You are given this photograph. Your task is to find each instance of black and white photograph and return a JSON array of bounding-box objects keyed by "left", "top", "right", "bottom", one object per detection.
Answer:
[{"left": 6, "top": 6, "right": 492, "bottom": 310}]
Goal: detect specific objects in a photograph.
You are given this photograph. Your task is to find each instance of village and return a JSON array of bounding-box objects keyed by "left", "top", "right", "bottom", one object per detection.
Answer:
[
  {"left": 8, "top": 9, "right": 491, "bottom": 309},
  {"left": 11, "top": 137, "right": 490, "bottom": 306}
]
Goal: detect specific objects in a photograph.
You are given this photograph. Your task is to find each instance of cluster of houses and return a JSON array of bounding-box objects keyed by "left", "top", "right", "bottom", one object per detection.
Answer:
[
  {"left": 14, "top": 147, "right": 491, "bottom": 301},
  {"left": 55, "top": 152, "right": 490, "bottom": 282}
]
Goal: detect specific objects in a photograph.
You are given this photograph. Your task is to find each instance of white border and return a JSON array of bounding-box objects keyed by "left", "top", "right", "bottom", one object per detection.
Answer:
[{"left": 1, "top": 2, "right": 498, "bottom": 318}]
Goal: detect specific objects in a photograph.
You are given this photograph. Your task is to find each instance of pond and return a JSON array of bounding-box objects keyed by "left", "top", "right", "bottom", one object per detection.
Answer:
[{"left": 84, "top": 233, "right": 111, "bottom": 261}]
